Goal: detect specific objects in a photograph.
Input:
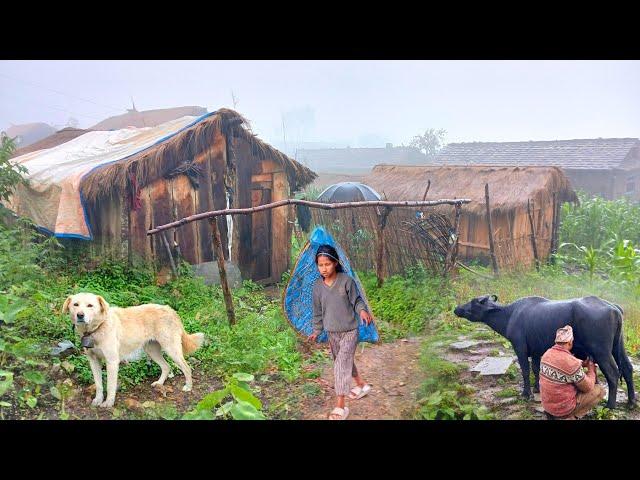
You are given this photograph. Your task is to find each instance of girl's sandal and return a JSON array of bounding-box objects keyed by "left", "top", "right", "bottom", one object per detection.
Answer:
[
  {"left": 328, "top": 407, "right": 349, "bottom": 420},
  {"left": 348, "top": 384, "right": 371, "bottom": 400}
]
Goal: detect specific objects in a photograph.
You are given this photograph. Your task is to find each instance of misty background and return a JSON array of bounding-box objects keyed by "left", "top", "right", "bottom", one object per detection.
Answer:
[{"left": 1, "top": 60, "right": 639, "bottom": 159}]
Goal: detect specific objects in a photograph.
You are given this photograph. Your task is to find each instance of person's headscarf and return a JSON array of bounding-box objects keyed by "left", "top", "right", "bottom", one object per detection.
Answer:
[{"left": 555, "top": 325, "right": 574, "bottom": 344}]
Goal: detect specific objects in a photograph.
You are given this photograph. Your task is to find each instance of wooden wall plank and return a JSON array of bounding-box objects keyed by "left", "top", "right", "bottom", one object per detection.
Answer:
[
  {"left": 210, "top": 131, "right": 229, "bottom": 259},
  {"left": 129, "top": 186, "right": 153, "bottom": 262},
  {"left": 234, "top": 137, "right": 254, "bottom": 279},
  {"left": 171, "top": 176, "right": 198, "bottom": 264},
  {"left": 271, "top": 171, "right": 289, "bottom": 281},
  {"left": 150, "top": 180, "right": 173, "bottom": 267},
  {"left": 195, "top": 148, "right": 215, "bottom": 263},
  {"left": 251, "top": 187, "right": 271, "bottom": 280}
]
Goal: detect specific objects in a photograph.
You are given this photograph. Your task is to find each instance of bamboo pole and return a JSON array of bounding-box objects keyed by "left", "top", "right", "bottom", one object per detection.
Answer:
[
  {"left": 484, "top": 183, "right": 499, "bottom": 275},
  {"left": 210, "top": 217, "right": 236, "bottom": 325},
  {"left": 527, "top": 199, "right": 540, "bottom": 271},
  {"left": 147, "top": 198, "right": 471, "bottom": 236}
]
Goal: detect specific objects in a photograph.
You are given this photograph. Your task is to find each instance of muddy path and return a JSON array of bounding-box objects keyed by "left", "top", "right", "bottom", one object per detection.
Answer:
[{"left": 298, "top": 337, "right": 424, "bottom": 420}]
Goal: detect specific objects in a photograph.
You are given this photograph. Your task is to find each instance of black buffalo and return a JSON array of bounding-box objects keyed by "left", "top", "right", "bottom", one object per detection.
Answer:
[{"left": 453, "top": 294, "right": 636, "bottom": 409}]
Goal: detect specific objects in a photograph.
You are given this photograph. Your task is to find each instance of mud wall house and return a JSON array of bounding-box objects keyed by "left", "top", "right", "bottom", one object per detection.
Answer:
[
  {"left": 432, "top": 138, "right": 640, "bottom": 202},
  {"left": 7, "top": 109, "right": 317, "bottom": 284},
  {"left": 359, "top": 165, "right": 577, "bottom": 272}
]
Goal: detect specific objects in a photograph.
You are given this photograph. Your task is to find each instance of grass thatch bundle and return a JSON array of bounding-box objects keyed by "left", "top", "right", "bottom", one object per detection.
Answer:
[{"left": 81, "top": 108, "right": 316, "bottom": 202}]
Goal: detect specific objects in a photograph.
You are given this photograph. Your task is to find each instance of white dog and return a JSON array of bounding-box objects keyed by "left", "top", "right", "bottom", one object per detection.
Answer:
[{"left": 63, "top": 292, "right": 205, "bottom": 408}]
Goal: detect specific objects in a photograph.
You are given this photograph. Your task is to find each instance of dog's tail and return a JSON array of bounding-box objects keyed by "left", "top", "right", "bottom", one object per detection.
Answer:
[{"left": 182, "top": 332, "right": 206, "bottom": 356}]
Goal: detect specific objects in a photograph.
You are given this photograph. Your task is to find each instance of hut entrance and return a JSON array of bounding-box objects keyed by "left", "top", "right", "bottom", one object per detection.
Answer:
[{"left": 250, "top": 179, "right": 272, "bottom": 280}]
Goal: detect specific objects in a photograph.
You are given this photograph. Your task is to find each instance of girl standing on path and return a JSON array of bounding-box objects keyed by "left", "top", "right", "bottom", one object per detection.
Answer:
[{"left": 308, "top": 244, "right": 373, "bottom": 420}]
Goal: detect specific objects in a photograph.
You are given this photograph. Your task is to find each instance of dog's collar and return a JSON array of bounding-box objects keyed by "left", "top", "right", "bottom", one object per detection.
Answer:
[{"left": 79, "top": 319, "right": 105, "bottom": 348}]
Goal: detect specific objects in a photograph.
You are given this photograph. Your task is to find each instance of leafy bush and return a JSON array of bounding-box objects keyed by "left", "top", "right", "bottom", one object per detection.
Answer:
[
  {"left": 183, "top": 372, "right": 266, "bottom": 420},
  {"left": 359, "top": 267, "right": 454, "bottom": 338}
]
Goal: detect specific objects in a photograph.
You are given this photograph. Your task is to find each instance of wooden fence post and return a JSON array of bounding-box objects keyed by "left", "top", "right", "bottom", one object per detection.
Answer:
[
  {"left": 210, "top": 217, "right": 236, "bottom": 325},
  {"left": 444, "top": 202, "right": 462, "bottom": 275},
  {"left": 549, "top": 192, "right": 557, "bottom": 264},
  {"left": 376, "top": 206, "right": 392, "bottom": 287},
  {"left": 527, "top": 199, "right": 540, "bottom": 271},
  {"left": 484, "top": 183, "right": 499, "bottom": 275}
]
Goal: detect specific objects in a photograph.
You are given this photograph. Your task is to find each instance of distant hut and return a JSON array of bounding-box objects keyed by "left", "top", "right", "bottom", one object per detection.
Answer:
[
  {"left": 7, "top": 109, "right": 316, "bottom": 284},
  {"left": 362, "top": 165, "right": 578, "bottom": 271}
]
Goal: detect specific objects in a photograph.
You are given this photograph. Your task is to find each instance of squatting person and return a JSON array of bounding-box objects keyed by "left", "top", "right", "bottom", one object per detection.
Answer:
[{"left": 539, "top": 325, "right": 606, "bottom": 419}]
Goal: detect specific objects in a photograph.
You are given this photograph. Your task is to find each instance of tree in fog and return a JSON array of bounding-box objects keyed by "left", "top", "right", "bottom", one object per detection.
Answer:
[{"left": 410, "top": 128, "right": 447, "bottom": 158}]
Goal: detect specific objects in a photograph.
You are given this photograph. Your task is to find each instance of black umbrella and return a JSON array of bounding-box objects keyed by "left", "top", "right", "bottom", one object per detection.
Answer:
[{"left": 316, "top": 182, "right": 382, "bottom": 202}]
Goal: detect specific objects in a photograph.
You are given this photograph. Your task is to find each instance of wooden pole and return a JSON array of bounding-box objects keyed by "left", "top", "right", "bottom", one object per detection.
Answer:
[
  {"left": 147, "top": 198, "right": 472, "bottom": 236},
  {"left": 422, "top": 180, "right": 431, "bottom": 201},
  {"left": 161, "top": 232, "right": 178, "bottom": 277},
  {"left": 527, "top": 199, "right": 540, "bottom": 271},
  {"left": 549, "top": 192, "right": 558, "bottom": 264},
  {"left": 484, "top": 183, "right": 499, "bottom": 275},
  {"left": 210, "top": 217, "right": 236, "bottom": 325},
  {"left": 444, "top": 202, "right": 462, "bottom": 275},
  {"left": 376, "top": 206, "right": 392, "bottom": 287}
]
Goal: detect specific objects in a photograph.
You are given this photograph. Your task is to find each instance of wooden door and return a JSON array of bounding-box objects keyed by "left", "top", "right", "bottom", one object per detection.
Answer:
[{"left": 250, "top": 186, "right": 272, "bottom": 280}]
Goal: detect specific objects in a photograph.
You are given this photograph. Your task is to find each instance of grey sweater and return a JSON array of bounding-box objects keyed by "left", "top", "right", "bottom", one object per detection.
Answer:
[{"left": 312, "top": 272, "right": 368, "bottom": 335}]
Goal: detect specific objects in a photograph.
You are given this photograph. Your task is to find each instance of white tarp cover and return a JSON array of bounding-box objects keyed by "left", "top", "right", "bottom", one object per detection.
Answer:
[{"left": 6, "top": 113, "right": 213, "bottom": 239}]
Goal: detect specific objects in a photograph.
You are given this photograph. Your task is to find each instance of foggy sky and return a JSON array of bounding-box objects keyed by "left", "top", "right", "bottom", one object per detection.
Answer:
[{"left": 1, "top": 60, "right": 638, "bottom": 149}]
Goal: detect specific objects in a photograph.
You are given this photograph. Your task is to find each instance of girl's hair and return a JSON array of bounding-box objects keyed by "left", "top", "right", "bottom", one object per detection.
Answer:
[{"left": 315, "top": 244, "right": 344, "bottom": 272}]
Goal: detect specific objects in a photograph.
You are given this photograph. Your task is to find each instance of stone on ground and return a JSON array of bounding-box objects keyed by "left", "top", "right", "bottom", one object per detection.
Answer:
[
  {"left": 471, "top": 356, "right": 515, "bottom": 375},
  {"left": 450, "top": 340, "right": 481, "bottom": 350},
  {"left": 192, "top": 261, "right": 242, "bottom": 288}
]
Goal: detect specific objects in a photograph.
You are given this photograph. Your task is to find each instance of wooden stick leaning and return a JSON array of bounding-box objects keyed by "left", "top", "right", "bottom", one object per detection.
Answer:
[{"left": 210, "top": 217, "right": 236, "bottom": 325}]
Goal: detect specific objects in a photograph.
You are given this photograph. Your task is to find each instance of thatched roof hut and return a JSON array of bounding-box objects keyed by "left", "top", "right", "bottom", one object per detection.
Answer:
[
  {"left": 8, "top": 108, "right": 317, "bottom": 284},
  {"left": 363, "top": 165, "right": 577, "bottom": 270}
]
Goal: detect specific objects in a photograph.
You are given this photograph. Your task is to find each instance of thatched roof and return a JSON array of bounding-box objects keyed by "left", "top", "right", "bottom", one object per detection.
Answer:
[
  {"left": 11, "top": 127, "right": 91, "bottom": 158},
  {"left": 364, "top": 164, "right": 578, "bottom": 215},
  {"left": 81, "top": 108, "right": 317, "bottom": 202}
]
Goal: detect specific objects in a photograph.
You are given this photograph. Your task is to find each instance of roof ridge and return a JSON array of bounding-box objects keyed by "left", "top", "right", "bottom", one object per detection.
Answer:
[{"left": 445, "top": 137, "right": 639, "bottom": 146}]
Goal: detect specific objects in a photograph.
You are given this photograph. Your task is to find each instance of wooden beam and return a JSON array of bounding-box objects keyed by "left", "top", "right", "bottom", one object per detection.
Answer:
[
  {"left": 210, "top": 217, "right": 236, "bottom": 325},
  {"left": 147, "top": 198, "right": 472, "bottom": 236},
  {"left": 484, "top": 183, "right": 499, "bottom": 275},
  {"left": 527, "top": 198, "right": 540, "bottom": 271}
]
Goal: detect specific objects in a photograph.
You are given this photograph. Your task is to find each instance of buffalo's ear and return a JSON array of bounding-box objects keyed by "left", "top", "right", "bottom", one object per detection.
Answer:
[
  {"left": 490, "top": 294, "right": 498, "bottom": 302},
  {"left": 96, "top": 295, "right": 109, "bottom": 314},
  {"left": 62, "top": 296, "right": 72, "bottom": 314},
  {"left": 479, "top": 295, "right": 489, "bottom": 304}
]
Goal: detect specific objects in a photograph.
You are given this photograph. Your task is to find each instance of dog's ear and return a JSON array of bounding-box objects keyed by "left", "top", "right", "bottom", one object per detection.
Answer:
[
  {"left": 62, "top": 296, "right": 72, "bottom": 314},
  {"left": 96, "top": 295, "right": 109, "bottom": 314}
]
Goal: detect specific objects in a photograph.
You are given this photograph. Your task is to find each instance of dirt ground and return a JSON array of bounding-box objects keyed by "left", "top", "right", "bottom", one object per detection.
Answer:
[{"left": 299, "top": 337, "right": 424, "bottom": 420}]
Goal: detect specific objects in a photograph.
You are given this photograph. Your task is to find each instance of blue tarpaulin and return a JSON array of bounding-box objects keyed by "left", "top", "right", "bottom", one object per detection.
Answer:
[{"left": 283, "top": 226, "right": 379, "bottom": 343}]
